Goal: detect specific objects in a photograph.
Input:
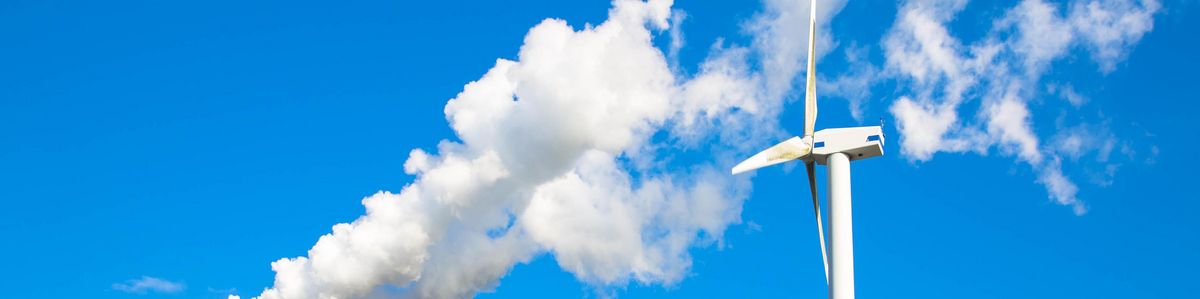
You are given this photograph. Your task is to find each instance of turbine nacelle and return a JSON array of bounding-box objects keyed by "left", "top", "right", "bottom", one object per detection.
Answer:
[
  {"left": 730, "top": 125, "right": 884, "bottom": 175},
  {"left": 810, "top": 126, "right": 885, "bottom": 165}
]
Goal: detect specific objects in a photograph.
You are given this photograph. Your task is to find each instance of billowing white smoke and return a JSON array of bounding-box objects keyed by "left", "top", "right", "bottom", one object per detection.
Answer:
[{"left": 245, "top": 0, "right": 839, "bottom": 298}]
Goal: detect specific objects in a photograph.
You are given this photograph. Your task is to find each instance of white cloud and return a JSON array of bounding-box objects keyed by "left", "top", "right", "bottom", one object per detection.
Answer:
[
  {"left": 986, "top": 95, "right": 1042, "bottom": 164},
  {"left": 883, "top": 0, "right": 973, "bottom": 92},
  {"left": 882, "top": 0, "right": 1158, "bottom": 214},
  {"left": 1070, "top": 0, "right": 1161, "bottom": 72},
  {"left": 112, "top": 276, "right": 186, "bottom": 295},
  {"left": 1039, "top": 157, "right": 1086, "bottom": 215},
  {"left": 881, "top": 0, "right": 996, "bottom": 161},
  {"left": 890, "top": 96, "right": 981, "bottom": 161},
  {"left": 1002, "top": 0, "right": 1075, "bottom": 76},
  {"left": 667, "top": 9, "right": 687, "bottom": 70}
]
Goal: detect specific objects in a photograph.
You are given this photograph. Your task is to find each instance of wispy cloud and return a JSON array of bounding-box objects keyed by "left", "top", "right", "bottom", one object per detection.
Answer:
[
  {"left": 881, "top": 0, "right": 1159, "bottom": 214},
  {"left": 822, "top": 43, "right": 881, "bottom": 121},
  {"left": 112, "top": 276, "right": 185, "bottom": 295},
  {"left": 208, "top": 287, "right": 238, "bottom": 297}
]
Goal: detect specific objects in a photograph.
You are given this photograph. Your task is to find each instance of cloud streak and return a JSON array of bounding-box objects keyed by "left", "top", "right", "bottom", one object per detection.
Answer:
[{"left": 112, "top": 276, "right": 186, "bottom": 295}]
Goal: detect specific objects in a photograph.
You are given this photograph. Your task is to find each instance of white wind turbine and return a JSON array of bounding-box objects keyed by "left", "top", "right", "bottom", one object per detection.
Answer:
[{"left": 730, "top": 1, "right": 884, "bottom": 298}]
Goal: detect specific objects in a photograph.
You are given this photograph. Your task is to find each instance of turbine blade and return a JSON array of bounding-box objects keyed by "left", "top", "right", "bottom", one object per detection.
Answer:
[
  {"left": 807, "top": 161, "right": 830, "bottom": 285},
  {"left": 731, "top": 137, "right": 811, "bottom": 175},
  {"left": 803, "top": 0, "right": 819, "bottom": 138}
]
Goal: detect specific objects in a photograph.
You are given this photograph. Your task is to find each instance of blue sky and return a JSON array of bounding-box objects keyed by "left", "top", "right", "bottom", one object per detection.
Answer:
[{"left": 2, "top": 0, "right": 1198, "bottom": 298}]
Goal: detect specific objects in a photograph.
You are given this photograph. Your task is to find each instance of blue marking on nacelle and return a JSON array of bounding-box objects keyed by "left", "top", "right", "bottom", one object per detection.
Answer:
[
  {"left": 814, "top": 141, "right": 825, "bottom": 148},
  {"left": 867, "top": 135, "right": 880, "bottom": 142}
]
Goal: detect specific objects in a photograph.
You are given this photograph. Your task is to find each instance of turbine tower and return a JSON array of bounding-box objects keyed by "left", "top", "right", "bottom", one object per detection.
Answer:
[{"left": 731, "top": 1, "right": 883, "bottom": 298}]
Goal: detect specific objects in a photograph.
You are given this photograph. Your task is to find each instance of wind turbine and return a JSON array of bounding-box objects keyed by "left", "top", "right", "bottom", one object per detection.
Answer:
[{"left": 730, "top": 1, "right": 884, "bottom": 298}]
